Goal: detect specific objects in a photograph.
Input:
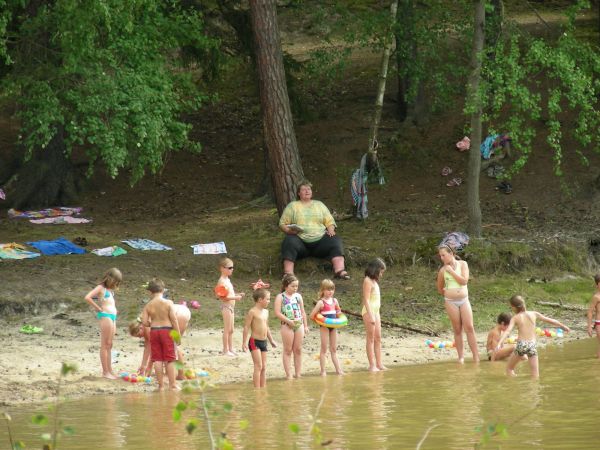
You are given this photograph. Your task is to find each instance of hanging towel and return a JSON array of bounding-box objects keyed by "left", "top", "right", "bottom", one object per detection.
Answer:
[{"left": 191, "top": 242, "right": 227, "bottom": 255}]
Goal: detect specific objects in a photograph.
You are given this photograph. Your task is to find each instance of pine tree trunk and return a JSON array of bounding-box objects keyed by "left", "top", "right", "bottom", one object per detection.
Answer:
[
  {"left": 249, "top": 0, "right": 305, "bottom": 215},
  {"left": 467, "top": 0, "right": 485, "bottom": 238}
]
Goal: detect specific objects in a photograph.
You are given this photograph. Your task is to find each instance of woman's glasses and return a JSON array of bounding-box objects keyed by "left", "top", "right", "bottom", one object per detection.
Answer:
[{"left": 225, "top": 266, "right": 234, "bottom": 270}]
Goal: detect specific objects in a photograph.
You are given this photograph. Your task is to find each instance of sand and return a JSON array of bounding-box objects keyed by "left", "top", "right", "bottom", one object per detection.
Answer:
[{"left": 0, "top": 309, "right": 583, "bottom": 407}]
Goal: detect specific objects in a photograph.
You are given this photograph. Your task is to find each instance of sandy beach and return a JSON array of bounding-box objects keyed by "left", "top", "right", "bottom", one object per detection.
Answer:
[{"left": 0, "top": 308, "right": 585, "bottom": 407}]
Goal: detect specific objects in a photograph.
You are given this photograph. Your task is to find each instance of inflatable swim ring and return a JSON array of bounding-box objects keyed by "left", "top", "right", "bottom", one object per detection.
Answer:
[{"left": 313, "top": 313, "right": 348, "bottom": 329}]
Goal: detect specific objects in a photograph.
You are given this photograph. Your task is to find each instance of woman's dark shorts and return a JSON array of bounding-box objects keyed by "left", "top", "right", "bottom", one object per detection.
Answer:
[{"left": 281, "top": 234, "right": 344, "bottom": 262}]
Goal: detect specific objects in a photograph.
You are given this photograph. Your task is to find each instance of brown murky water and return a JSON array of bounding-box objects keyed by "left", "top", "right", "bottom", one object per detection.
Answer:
[{"left": 3, "top": 338, "right": 599, "bottom": 449}]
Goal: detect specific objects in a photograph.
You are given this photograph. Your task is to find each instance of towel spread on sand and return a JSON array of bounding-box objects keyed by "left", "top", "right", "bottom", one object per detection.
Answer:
[
  {"left": 121, "top": 239, "right": 172, "bottom": 251},
  {"left": 29, "top": 216, "right": 91, "bottom": 224},
  {"left": 0, "top": 243, "right": 41, "bottom": 259},
  {"left": 191, "top": 242, "right": 227, "bottom": 255},
  {"left": 25, "top": 237, "right": 86, "bottom": 255},
  {"left": 91, "top": 246, "right": 128, "bottom": 257},
  {"left": 9, "top": 207, "right": 83, "bottom": 219}
]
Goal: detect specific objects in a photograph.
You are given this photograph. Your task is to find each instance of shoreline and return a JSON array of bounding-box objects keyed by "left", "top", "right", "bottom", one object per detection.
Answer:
[{"left": 0, "top": 310, "right": 586, "bottom": 407}]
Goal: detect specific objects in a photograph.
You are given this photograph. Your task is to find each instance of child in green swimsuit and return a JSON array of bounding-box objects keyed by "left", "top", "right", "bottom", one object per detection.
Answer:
[{"left": 84, "top": 268, "right": 122, "bottom": 379}]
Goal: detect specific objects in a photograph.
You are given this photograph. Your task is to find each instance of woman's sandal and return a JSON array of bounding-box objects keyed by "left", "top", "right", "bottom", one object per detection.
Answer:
[{"left": 334, "top": 270, "right": 351, "bottom": 280}]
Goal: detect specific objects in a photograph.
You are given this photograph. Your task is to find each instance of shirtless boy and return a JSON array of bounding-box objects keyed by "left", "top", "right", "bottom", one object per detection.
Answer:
[
  {"left": 141, "top": 278, "right": 181, "bottom": 390},
  {"left": 242, "top": 288, "right": 277, "bottom": 388},
  {"left": 587, "top": 273, "right": 600, "bottom": 358},
  {"left": 129, "top": 302, "right": 191, "bottom": 379},
  {"left": 486, "top": 312, "right": 515, "bottom": 361}
]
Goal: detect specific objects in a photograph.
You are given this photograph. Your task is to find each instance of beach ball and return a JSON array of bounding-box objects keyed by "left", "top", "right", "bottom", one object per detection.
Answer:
[
  {"left": 344, "top": 359, "right": 352, "bottom": 365},
  {"left": 429, "top": 343, "right": 435, "bottom": 348},
  {"left": 439, "top": 343, "right": 445, "bottom": 349},
  {"left": 123, "top": 375, "right": 130, "bottom": 381},
  {"left": 425, "top": 339, "right": 433, "bottom": 346},
  {"left": 145, "top": 377, "right": 152, "bottom": 384},
  {"left": 536, "top": 327, "right": 543, "bottom": 336}
]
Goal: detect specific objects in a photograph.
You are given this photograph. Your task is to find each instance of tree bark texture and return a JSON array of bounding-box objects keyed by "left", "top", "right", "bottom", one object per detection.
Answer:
[
  {"left": 467, "top": 0, "right": 485, "bottom": 238},
  {"left": 368, "top": 0, "right": 399, "bottom": 156},
  {"left": 249, "top": 0, "right": 305, "bottom": 215}
]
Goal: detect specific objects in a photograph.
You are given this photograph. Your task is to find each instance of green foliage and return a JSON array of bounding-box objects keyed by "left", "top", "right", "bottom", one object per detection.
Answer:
[
  {"left": 480, "top": 1, "right": 599, "bottom": 180},
  {"left": 475, "top": 421, "right": 509, "bottom": 448},
  {"left": 0, "top": 0, "right": 218, "bottom": 183}
]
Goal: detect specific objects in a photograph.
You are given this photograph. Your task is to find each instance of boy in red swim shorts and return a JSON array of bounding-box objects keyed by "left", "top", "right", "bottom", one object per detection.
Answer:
[{"left": 141, "top": 278, "right": 181, "bottom": 390}]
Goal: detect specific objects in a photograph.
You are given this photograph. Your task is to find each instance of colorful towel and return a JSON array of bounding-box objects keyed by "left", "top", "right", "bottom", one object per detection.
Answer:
[
  {"left": 29, "top": 216, "right": 91, "bottom": 224},
  {"left": 9, "top": 207, "right": 83, "bottom": 219},
  {"left": 0, "top": 243, "right": 41, "bottom": 259},
  {"left": 191, "top": 242, "right": 227, "bottom": 255},
  {"left": 122, "top": 238, "right": 172, "bottom": 251},
  {"left": 25, "top": 237, "right": 86, "bottom": 255},
  {"left": 92, "top": 246, "right": 128, "bottom": 257}
]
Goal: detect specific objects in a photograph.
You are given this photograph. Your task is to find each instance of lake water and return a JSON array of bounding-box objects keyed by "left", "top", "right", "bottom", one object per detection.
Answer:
[{"left": 3, "top": 338, "right": 599, "bottom": 449}]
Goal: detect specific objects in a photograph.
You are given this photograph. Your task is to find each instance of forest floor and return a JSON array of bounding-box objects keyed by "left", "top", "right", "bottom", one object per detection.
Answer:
[{"left": 0, "top": 5, "right": 598, "bottom": 406}]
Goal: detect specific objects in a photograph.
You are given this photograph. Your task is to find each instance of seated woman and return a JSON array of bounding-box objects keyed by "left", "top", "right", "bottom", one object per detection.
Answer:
[{"left": 279, "top": 180, "right": 349, "bottom": 279}]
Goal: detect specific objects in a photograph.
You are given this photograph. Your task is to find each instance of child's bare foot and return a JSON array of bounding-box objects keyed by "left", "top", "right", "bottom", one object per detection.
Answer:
[
  {"left": 457, "top": 358, "right": 465, "bottom": 364},
  {"left": 226, "top": 351, "right": 236, "bottom": 357},
  {"left": 170, "top": 385, "right": 181, "bottom": 391},
  {"left": 507, "top": 370, "right": 517, "bottom": 377},
  {"left": 102, "top": 372, "right": 118, "bottom": 380},
  {"left": 320, "top": 371, "right": 327, "bottom": 377},
  {"left": 368, "top": 366, "right": 380, "bottom": 372},
  {"left": 294, "top": 374, "right": 302, "bottom": 379},
  {"left": 286, "top": 375, "right": 293, "bottom": 380},
  {"left": 336, "top": 371, "right": 345, "bottom": 376},
  {"left": 376, "top": 365, "right": 387, "bottom": 371},
  {"left": 176, "top": 375, "right": 185, "bottom": 380}
]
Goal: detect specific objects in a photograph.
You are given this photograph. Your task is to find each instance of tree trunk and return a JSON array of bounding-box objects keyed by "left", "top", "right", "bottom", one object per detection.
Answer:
[
  {"left": 395, "top": 0, "right": 414, "bottom": 122},
  {"left": 8, "top": 125, "right": 77, "bottom": 209},
  {"left": 466, "top": 0, "right": 485, "bottom": 238},
  {"left": 249, "top": 0, "right": 304, "bottom": 215},
  {"left": 368, "top": 0, "right": 399, "bottom": 167}
]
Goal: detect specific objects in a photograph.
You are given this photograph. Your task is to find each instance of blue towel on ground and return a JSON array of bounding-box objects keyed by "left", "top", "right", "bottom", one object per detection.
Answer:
[{"left": 26, "top": 237, "right": 86, "bottom": 255}]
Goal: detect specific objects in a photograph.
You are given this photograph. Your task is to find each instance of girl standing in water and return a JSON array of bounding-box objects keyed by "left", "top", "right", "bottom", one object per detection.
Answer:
[
  {"left": 436, "top": 245, "right": 480, "bottom": 363},
  {"left": 362, "top": 258, "right": 387, "bottom": 372}
]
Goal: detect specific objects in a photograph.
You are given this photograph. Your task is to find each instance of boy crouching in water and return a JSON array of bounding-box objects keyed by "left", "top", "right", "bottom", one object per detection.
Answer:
[
  {"left": 242, "top": 288, "right": 277, "bottom": 387},
  {"left": 486, "top": 312, "right": 515, "bottom": 361},
  {"left": 141, "top": 278, "right": 181, "bottom": 390}
]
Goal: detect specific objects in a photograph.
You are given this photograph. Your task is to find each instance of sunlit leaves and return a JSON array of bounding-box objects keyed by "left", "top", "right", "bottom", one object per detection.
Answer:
[{"left": 2, "top": 1, "right": 217, "bottom": 184}]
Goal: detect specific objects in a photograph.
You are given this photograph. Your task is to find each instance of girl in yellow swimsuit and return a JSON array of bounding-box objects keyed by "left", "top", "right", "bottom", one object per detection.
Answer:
[
  {"left": 436, "top": 245, "right": 480, "bottom": 363},
  {"left": 362, "top": 258, "right": 387, "bottom": 372}
]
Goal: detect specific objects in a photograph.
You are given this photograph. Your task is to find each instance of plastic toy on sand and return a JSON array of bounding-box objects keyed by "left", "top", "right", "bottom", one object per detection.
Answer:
[
  {"left": 425, "top": 339, "right": 456, "bottom": 349},
  {"left": 180, "top": 300, "right": 201, "bottom": 310},
  {"left": 120, "top": 372, "right": 152, "bottom": 384},
  {"left": 536, "top": 327, "right": 564, "bottom": 338},
  {"left": 250, "top": 278, "right": 271, "bottom": 290}
]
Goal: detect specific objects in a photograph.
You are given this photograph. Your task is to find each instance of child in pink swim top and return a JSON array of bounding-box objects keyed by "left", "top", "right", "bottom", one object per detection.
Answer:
[
  {"left": 587, "top": 273, "right": 600, "bottom": 358},
  {"left": 310, "top": 279, "right": 344, "bottom": 376},
  {"left": 84, "top": 267, "right": 122, "bottom": 379},
  {"left": 496, "top": 295, "right": 570, "bottom": 378},
  {"left": 215, "top": 257, "right": 245, "bottom": 357}
]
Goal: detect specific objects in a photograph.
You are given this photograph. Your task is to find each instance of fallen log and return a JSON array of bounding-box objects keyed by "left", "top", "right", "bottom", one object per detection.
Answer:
[
  {"left": 534, "top": 301, "right": 586, "bottom": 311},
  {"left": 311, "top": 301, "right": 439, "bottom": 336}
]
